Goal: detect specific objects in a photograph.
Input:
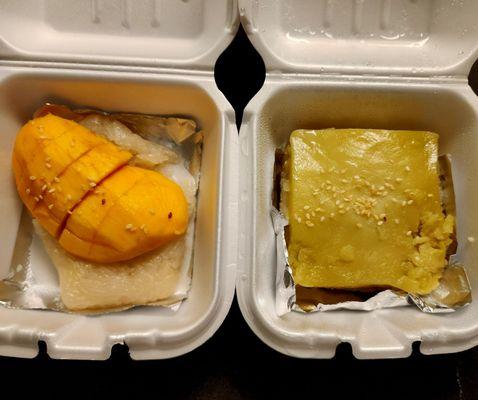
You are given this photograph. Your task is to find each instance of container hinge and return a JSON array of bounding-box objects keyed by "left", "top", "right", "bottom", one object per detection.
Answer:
[
  {"left": 265, "top": 71, "right": 468, "bottom": 86},
  {"left": 0, "top": 59, "right": 214, "bottom": 77}
]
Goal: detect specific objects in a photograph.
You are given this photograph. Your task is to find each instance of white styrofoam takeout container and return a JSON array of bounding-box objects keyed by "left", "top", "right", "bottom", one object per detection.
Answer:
[
  {"left": 0, "top": 0, "right": 239, "bottom": 360},
  {"left": 237, "top": 0, "right": 478, "bottom": 359}
]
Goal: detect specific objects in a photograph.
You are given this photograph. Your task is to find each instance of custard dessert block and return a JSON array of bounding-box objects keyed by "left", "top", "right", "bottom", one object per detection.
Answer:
[{"left": 283, "top": 129, "right": 455, "bottom": 295}]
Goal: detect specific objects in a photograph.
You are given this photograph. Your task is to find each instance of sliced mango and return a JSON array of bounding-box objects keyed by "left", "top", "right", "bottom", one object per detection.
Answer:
[
  {"left": 41, "top": 142, "right": 132, "bottom": 226},
  {"left": 62, "top": 166, "right": 145, "bottom": 243},
  {"left": 60, "top": 166, "right": 188, "bottom": 263},
  {"left": 13, "top": 114, "right": 190, "bottom": 263},
  {"left": 14, "top": 116, "right": 108, "bottom": 202}
]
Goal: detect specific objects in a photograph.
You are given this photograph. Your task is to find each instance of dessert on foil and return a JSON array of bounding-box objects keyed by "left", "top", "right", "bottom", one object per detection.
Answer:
[
  {"left": 5, "top": 104, "right": 201, "bottom": 313},
  {"left": 277, "top": 128, "right": 469, "bottom": 312}
]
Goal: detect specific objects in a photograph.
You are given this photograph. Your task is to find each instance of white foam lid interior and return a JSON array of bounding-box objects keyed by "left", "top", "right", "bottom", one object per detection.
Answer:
[
  {"left": 239, "top": 0, "right": 478, "bottom": 76},
  {"left": 0, "top": 0, "right": 238, "bottom": 69}
]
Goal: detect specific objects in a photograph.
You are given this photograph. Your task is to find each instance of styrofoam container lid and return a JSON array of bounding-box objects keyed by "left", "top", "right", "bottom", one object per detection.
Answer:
[
  {"left": 239, "top": 0, "right": 478, "bottom": 76},
  {"left": 0, "top": 0, "right": 238, "bottom": 69}
]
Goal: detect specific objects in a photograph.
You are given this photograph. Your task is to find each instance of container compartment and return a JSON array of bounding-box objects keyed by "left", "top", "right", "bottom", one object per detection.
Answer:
[
  {"left": 238, "top": 78, "right": 478, "bottom": 358},
  {"left": 0, "top": 67, "right": 237, "bottom": 360}
]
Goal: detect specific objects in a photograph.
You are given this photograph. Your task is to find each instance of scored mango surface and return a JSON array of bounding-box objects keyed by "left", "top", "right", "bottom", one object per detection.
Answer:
[
  {"left": 284, "top": 129, "right": 454, "bottom": 295},
  {"left": 13, "top": 114, "right": 189, "bottom": 263}
]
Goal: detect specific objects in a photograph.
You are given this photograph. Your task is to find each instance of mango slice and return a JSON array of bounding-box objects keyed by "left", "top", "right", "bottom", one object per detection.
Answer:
[
  {"left": 40, "top": 142, "right": 132, "bottom": 230},
  {"left": 284, "top": 129, "right": 454, "bottom": 295},
  {"left": 13, "top": 114, "right": 189, "bottom": 263},
  {"left": 60, "top": 166, "right": 188, "bottom": 263}
]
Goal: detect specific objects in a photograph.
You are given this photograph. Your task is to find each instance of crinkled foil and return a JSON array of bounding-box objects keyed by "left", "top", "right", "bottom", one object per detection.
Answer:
[
  {"left": 0, "top": 105, "right": 201, "bottom": 314},
  {"left": 273, "top": 154, "right": 472, "bottom": 315}
]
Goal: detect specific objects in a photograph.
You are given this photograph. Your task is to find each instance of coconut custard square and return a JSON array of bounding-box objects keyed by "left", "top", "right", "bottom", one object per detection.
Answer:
[{"left": 283, "top": 129, "right": 454, "bottom": 295}]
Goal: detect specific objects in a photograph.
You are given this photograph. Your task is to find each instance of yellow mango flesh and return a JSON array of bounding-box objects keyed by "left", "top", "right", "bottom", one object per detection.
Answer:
[
  {"left": 60, "top": 166, "right": 188, "bottom": 263},
  {"left": 41, "top": 142, "right": 132, "bottom": 227},
  {"left": 13, "top": 114, "right": 189, "bottom": 263},
  {"left": 284, "top": 129, "right": 454, "bottom": 295}
]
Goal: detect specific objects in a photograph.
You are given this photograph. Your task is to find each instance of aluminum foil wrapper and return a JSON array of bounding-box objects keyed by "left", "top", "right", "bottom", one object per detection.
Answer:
[
  {"left": 0, "top": 104, "right": 202, "bottom": 314},
  {"left": 273, "top": 154, "right": 472, "bottom": 316}
]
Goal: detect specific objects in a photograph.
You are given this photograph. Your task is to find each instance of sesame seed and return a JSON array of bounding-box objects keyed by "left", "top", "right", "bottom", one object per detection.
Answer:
[
  {"left": 45, "top": 163, "right": 51, "bottom": 169},
  {"left": 306, "top": 213, "right": 310, "bottom": 219},
  {"left": 67, "top": 194, "right": 72, "bottom": 201},
  {"left": 341, "top": 169, "right": 347, "bottom": 174},
  {"left": 356, "top": 223, "right": 362, "bottom": 228},
  {"left": 395, "top": 177, "right": 403, "bottom": 183},
  {"left": 379, "top": 213, "right": 386, "bottom": 219},
  {"left": 297, "top": 217, "right": 302, "bottom": 223},
  {"left": 34, "top": 197, "right": 39, "bottom": 202},
  {"left": 407, "top": 199, "right": 414, "bottom": 205},
  {"left": 53, "top": 177, "right": 60, "bottom": 183},
  {"left": 330, "top": 213, "right": 335, "bottom": 218},
  {"left": 468, "top": 236, "right": 475, "bottom": 243},
  {"left": 354, "top": 175, "right": 360, "bottom": 180},
  {"left": 306, "top": 221, "right": 314, "bottom": 227},
  {"left": 405, "top": 166, "right": 411, "bottom": 172},
  {"left": 339, "top": 209, "right": 346, "bottom": 214},
  {"left": 311, "top": 211, "right": 316, "bottom": 217},
  {"left": 377, "top": 221, "right": 384, "bottom": 226},
  {"left": 26, "top": 188, "right": 31, "bottom": 195},
  {"left": 47, "top": 204, "right": 54, "bottom": 210},
  {"left": 427, "top": 193, "right": 434, "bottom": 198},
  {"left": 48, "top": 188, "right": 55, "bottom": 193},
  {"left": 385, "top": 183, "right": 394, "bottom": 189},
  {"left": 394, "top": 219, "right": 400, "bottom": 224},
  {"left": 38, "top": 195, "right": 43, "bottom": 200},
  {"left": 303, "top": 205, "right": 310, "bottom": 210},
  {"left": 335, "top": 200, "right": 341, "bottom": 206},
  {"left": 406, "top": 230, "right": 412, "bottom": 236},
  {"left": 29, "top": 176, "right": 36, "bottom": 181},
  {"left": 125, "top": 223, "right": 134, "bottom": 231},
  {"left": 379, "top": 185, "right": 385, "bottom": 191},
  {"left": 341, "top": 179, "right": 348, "bottom": 184},
  {"left": 67, "top": 210, "right": 73, "bottom": 214},
  {"left": 89, "top": 182, "right": 97, "bottom": 188},
  {"left": 320, "top": 216, "right": 325, "bottom": 222},
  {"left": 401, "top": 200, "right": 407, "bottom": 206},
  {"left": 41, "top": 184, "right": 47, "bottom": 192}
]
